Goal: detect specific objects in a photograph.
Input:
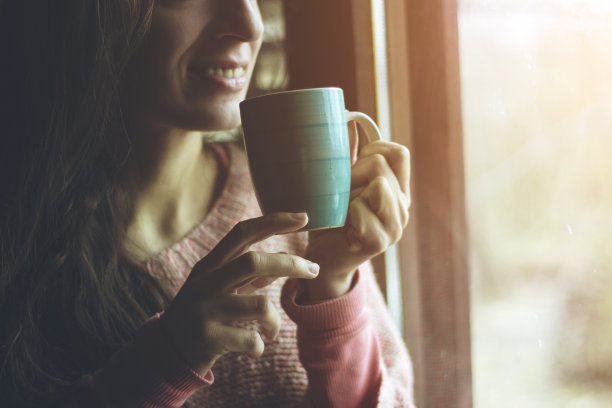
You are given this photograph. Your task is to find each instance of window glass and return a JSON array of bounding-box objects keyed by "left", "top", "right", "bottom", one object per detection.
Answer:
[{"left": 459, "top": 0, "right": 612, "bottom": 406}]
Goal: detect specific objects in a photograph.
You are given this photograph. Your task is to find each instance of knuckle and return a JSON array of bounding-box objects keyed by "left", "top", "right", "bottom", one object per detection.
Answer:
[
  {"left": 391, "top": 222, "right": 403, "bottom": 243},
  {"left": 348, "top": 199, "right": 366, "bottom": 230},
  {"left": 243, "top": 330, "right": 261, "bottom": 352},
  {"left": 199, "top": 320, "right": 216, "bottom": 342},
  {"left": 370, "top": 154, "right": 388, "bottom": 173},
  {"left": 372, "top": 176, "right": 388, "bottom": 193},
  {"left": 240, "top": 251, "right": 261, "bottom": 273},
  {"left": 253, "top": 295, "right": 269, "bottom": 314},
  {"left": 393, "top": 144, "right": 411, "bottom": 163},
  {"left": 359, "top": 232, "right": 388, "bottom": 254},
  {"left": 288, "top": 255, "right": 300, "bottom": 270},
  {"left": 375, "top": 237, "right": 390, "bottom": 253}
]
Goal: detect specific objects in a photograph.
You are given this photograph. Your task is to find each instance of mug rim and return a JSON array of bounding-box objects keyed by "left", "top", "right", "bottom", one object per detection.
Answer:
[{"left": 241, "top": 87, "right": 343, "bottom": 104}]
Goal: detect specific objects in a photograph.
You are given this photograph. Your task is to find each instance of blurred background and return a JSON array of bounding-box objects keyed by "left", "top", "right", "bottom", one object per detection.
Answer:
[
  {"left": 459, "top": 0, "right": 612, "bottom": 406},
  {"left": 248, "top": 0, "right": 288, "bottom": 97}
]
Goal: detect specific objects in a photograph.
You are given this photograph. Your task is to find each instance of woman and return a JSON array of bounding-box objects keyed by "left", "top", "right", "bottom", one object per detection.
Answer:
[{"left": 0, "top": 1, "right": 415, "bottom": 407}]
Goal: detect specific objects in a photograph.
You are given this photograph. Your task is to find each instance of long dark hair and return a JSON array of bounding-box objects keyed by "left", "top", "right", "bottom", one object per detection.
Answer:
[{"left": 0, "top": 1, "right": 172, "bottom": 406}]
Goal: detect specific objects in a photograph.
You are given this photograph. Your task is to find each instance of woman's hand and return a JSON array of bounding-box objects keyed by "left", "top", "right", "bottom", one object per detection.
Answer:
[
  {"left": 304, "top": 122, "right": 411, "bottom": 300},
  {"left": 159, "top": 213, "right": 319, "bottom": 376}
]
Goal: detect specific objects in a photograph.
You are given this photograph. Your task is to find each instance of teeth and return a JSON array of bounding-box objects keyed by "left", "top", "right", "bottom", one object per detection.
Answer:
[{"left": 207, "top": 67, "right": 245, "bottom": 78}]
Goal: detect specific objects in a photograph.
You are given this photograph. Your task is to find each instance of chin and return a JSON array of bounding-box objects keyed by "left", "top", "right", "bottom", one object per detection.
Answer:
[{"left": 197, "top": 102, "right": 242, "bottom": 131}]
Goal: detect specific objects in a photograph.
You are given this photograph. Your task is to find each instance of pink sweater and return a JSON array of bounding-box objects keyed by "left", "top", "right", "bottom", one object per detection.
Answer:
[{"left": 90, "top": 143, "right": 415, "bottom": 407}]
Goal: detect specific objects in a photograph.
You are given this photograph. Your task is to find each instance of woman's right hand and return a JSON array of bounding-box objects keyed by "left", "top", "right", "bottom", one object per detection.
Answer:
[{"left": 159, "top": 212, "right": 318, "bottom": 376}]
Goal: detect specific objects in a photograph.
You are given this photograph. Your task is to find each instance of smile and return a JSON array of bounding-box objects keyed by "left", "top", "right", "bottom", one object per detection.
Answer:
[
  {"left": 206, "top": 67, "right": 246, "bottom": 79},
  {"left": 188, "top": 65, "right": 249, "bottom": 92}
]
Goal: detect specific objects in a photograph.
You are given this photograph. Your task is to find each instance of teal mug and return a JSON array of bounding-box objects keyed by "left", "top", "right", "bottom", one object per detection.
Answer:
[{"left": 239, "top": 87, "right": 381, "bottom": 231}]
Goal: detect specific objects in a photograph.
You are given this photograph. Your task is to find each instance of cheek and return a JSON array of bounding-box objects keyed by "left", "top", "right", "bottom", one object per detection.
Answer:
[
  {"left": 250, "top": 41, "right": 263, "bottom": 71},
  {"left": 121, "top": 23, "right": 198, "bottom": 126},
  {"left": 123, "top": 9, "right": 208, "bottom": 115},
  {"left": 143, "top": 12, "right": 204, "bottom": 80}
]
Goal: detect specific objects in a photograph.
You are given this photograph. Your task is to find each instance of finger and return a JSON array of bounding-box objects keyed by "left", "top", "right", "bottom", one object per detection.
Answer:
[
  {"left": 207, "top": 323, "right": 265, "bottom": 359},
  {"left": 216, "top": 252, "right": 319, "bottom": 292},
  {"left": 349, "top": 184, "right": 366, "bottom": 201},
  {"left": 349, "top": 182, "right": 410, "bottom": 226},
  {"left": 345, "top": 196, "right": 390, "bottom": 254},
  {"left": 234, "top": 276, "right": 279, "bottom": 295},
  {"left": 355, "top": 142, "right": 411, "bottom": 194},
  {"left": 197, "top": 212, "right": 308, "bottom": 270},
  {"left": 206, "top": 294, "right": 281, "bottom": 340},
  {"left": 351, "top": 152, "right": 411, "bottom": 224},
  {"left": 360, "top": 176, "right": 407, "bottom": 242},
  {"left": 351, "top": 187, "right": 409, "bottom": 234},
  {"left": 351, "top": 153, "right": 403, "bottom": 199}
]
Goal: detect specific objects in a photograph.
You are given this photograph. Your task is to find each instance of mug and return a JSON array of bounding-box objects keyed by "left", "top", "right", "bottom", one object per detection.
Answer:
[{"left": 239, "top": 87, "right": 381, "bottom": 231}]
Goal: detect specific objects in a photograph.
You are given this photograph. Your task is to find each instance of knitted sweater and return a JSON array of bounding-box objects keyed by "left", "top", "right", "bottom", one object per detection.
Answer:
[{"left": 90, "top": 143, "right": 415, "bottom": 408}]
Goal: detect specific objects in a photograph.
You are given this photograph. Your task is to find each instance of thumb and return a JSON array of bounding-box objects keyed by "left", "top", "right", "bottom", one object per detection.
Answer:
[{"left": 348, "top": 120, "right": 359, "bottom": 165}]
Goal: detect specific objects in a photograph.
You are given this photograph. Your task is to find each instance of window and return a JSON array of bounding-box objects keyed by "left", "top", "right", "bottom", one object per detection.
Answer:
[
  {"left": 460, "top": 1, "right": 612, "bottom": 406},
  {"left": 272, "top": 0, "right": 612, "bottom": 407},
  {"left": 277, "top": 0, "right": 472, "bottom": 407},
  {"left": 282, "top": 1, "right": 472, "bottom": 407}
]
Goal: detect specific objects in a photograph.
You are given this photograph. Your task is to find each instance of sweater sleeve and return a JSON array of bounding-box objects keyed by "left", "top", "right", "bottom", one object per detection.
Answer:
[
  {"left": 85, "top": 314, "right": 213, "bottom": 408},
  {"left": 280, "top": 269, "right": 379, "bottom": 408},
  {"left": 281, "top": 264, "right": 417, "bottom": 408}
]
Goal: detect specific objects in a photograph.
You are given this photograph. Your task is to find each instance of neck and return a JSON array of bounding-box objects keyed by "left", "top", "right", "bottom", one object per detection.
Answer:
[{"left": 124, "top": 127, "right": 221, "bottom": 259}]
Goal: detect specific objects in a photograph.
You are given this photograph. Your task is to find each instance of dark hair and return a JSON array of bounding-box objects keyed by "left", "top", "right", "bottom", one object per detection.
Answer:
[{"left": 0, "top": 1, "right": 171, "bottom": 406}]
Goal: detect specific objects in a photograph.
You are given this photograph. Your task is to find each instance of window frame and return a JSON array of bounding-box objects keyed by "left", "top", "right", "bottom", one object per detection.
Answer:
[{"left": 283, "top": 0, "right": 472, "bottom": 407}]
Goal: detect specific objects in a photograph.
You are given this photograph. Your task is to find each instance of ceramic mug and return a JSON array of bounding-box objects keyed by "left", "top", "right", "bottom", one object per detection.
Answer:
[{"left": 239, "top": 87, "right": 381, "bottom": 231}]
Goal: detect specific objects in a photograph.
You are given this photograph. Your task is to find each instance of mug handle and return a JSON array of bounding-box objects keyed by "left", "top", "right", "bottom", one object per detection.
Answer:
[{"left": 346, "top": 111, "right": 382, "bottom": 144}]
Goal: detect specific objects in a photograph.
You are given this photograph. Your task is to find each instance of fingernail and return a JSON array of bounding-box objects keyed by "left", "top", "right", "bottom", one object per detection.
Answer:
[
  {"left": 290, "top": 212, "right": 308, "bottom": 222},
  {"left": 307, "top": 262, "right": 320, "bottom": 276}
]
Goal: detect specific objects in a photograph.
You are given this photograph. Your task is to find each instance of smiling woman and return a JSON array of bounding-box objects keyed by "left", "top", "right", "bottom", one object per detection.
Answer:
[
  {"left": 121, "top": 0, "right": 263, "bottom": 132},
  {"left": 0, "top": 1, "right": 414, "bottom": 407}
]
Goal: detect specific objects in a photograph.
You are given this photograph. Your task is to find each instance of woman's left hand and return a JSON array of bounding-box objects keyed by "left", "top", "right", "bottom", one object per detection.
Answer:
[{"left": 303, "top": 122, "right": 411, "bottom": 300}]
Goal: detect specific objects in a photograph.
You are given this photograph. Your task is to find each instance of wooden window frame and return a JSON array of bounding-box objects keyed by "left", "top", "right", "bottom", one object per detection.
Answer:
[{"left": 283, "top": 1, "right": 472, "bottom": 407}]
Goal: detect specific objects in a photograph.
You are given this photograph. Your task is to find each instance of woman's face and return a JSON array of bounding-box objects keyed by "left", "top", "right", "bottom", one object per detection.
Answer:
[{"left": 123, "top": 0, "right": 264, "bottom": 133}]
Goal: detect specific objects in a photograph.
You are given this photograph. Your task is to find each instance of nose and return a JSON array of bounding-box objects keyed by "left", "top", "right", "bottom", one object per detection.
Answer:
[{"left": 215, "top": 0, "right": 264, "bottom": 43}]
